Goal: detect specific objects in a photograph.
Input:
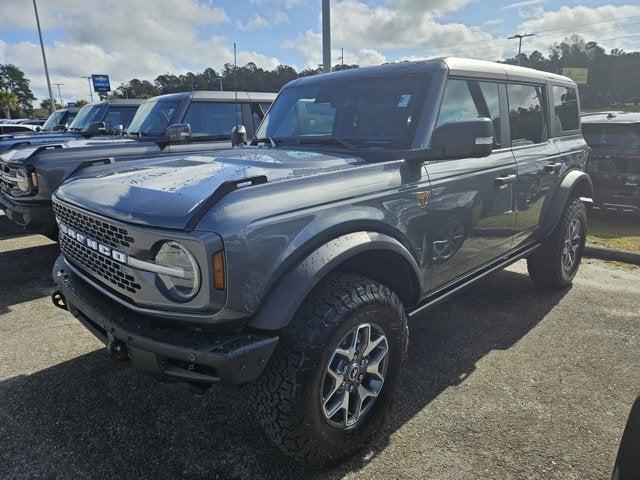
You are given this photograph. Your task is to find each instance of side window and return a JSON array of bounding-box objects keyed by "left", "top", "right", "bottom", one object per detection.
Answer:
[
  {"left": 507, "top": 84, "right": 547, "bottom": 146},
  {"left": 552, "top": 86, "right": 579, "bottom": 132},
  {"left": 104, "top": 107, "right": 137, "bottom": 132},
  {"left": 250, "top": 103, "right": 269, "bottom": 131},
  {"left": 183, "top": 102, "right": 242, "bottom": 137},
  {"left": 436, "top": 79, "right": 501, "bottom": 148}
]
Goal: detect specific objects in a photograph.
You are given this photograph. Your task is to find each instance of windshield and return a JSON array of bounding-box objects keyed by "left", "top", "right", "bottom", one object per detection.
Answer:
[
  {"left": 256, "top": 73, "right": 429, "bottom": 150},
  {"left": 583, "top": 124, "right": 640, "bottom": 149},
  {"left": 68, "top": 103, "right": 108, "bottom": 131},
  {"left": 41, "top": 110, "right": 65, "bottom": 131},
  {"left": 126, "top": 99, "right": 181, "bottom": 137}
]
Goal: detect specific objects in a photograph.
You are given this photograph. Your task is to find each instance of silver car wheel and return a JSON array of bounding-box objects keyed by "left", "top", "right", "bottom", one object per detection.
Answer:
[
  {"left": 562, "top": 218, "right": 582, "bottom": 272},
  {"left": 320, "top": 322, "right": 389, "bottom": 429}
]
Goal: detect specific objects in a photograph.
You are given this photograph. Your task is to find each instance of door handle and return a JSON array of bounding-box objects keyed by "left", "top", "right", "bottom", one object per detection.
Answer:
[
  {"left": 544, "top": 163, "right": 562, "bottom": 173},
  {"left": 495, "top": 174, "right": 517, "bottom": 186}
]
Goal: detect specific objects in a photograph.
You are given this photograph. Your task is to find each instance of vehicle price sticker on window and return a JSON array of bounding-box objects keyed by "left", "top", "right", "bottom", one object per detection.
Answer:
[{"left": 397, "top": 95, "right": 412, "bottom": 108}]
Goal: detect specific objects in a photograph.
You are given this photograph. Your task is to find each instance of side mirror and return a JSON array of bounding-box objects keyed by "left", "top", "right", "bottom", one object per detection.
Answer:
[
  {"left": 431, "top": 118, "right": 495, "bottom": 159},
  {"left": 35, "top": 126, "right": 41, "bottom": 132},
  {"left": 165, "top": 123, "right": 191, "bottom": 142},
  {"left": 112, "top": 124, "right": 124, "bottom": 137},
  {"left": 86, "top": 121, "right": 106, "bottom": 135},
  {"left": 231, "top": 125, "right": 247, "bottom": 147}
]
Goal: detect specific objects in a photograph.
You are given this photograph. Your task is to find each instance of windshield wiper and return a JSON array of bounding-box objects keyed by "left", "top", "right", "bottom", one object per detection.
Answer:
[{"left": 298, "top": 137, "right": 358, "bottom": 151}]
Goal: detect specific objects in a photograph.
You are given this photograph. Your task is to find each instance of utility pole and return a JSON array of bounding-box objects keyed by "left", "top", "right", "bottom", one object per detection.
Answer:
[
  {"left": 32, "top": 0, "right": 56, "bottom": 114},
  {"left": 81, "top": 76, "right": 94, "bottom": 102},
  {"left": 53, "top": 82, "right": 64, "bottom": 106},
  {"left": 218, "top": 78, "right": 223, "bottom": 91},
  {"left": 508, "top": 33, "right": 535, "bottom": 57},
  {"left": 322, "top": 0, "right": 331, "bottom": 73},
  {"left": 340, "top": 48, "right": 344, "bottom": 67}
]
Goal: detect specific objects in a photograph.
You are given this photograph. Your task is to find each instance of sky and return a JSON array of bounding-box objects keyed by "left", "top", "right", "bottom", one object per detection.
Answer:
[{"left": 1, "top": 0, "right": 639, "bottom": 105}]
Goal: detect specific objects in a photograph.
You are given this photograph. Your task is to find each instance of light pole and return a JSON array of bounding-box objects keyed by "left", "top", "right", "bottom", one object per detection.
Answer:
[
  {"left": 322, "top": 0, "right": 331, "bottom": 73},
  {"left": 53, "top": 82, "right": 64, "bottom": 106},
  {"left": 32, "top": 0, "right": 56, "bottom": 114},
  {"left": 508, "top": 33, "right": 536, "bottom": 57},
  {"left": 81, "top": 76, "right": 94, "bottom": 102}
]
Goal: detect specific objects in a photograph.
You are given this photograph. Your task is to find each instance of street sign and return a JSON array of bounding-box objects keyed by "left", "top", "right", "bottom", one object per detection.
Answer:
[
  {"left": 66, "top": 102, "right": 76, "bottom": 107},
  {"left": 562, "top": 68, "right": 588, "bottom": 85},
  {"left": 91, "top": 74, "right": 111, "bottom": 92}
]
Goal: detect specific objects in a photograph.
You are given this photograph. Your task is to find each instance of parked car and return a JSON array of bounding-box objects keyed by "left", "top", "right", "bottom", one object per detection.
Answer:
[
  {"left": 0, "top": 123, "right": 37, "bottom": 135},
  {"left": 582, "top": 111, "right": 640, "bottom": 215},
  {"left": 0, "top": 91, "right": 276, "bottom": 237},
  {"left": 40, "top": 107, "right": 80, "bottom": 132},
  {"left": 0, "top": 99, "right": 143, "bottom": 153},
  {"left": 50, "top": 58, "right": 592, "bottom": 463}
]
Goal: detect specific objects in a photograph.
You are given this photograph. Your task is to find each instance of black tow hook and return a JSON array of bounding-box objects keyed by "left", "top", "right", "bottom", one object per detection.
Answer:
[
  {"left": 51, "top": 291, "right": 68, "bottom": 310},
  {"left": 107, "top": 340, "right": 130, "bottom": 362}
]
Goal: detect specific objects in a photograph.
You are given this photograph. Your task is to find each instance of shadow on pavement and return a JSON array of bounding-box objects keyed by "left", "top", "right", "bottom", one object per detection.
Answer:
[
  {"left": 0, "top": 213, "right": 33, "bottom": 240},
  {"left": 0, "top": 268, "right": 568, "bottom": 480},
  {"left": 0, "top": 243, "right": 59, "bottom": 315}
]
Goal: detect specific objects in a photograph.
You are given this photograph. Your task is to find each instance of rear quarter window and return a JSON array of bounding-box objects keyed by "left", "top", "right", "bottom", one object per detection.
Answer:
[{"left": 552, "top": 86, "right": 579, "bottom": 132}]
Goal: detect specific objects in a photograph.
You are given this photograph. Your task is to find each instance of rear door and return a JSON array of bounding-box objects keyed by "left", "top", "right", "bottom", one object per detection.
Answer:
[
  {"left": 424, "top": 78, "right": 517, "bottom": 289},
  {"left": 508, "top": 83, "right": 561, "bottom": 248}
]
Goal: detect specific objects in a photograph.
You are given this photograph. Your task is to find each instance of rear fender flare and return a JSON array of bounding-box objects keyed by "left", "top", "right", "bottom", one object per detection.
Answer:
[
  {"left": 542, "top": 169, "right": 593, "bottom": 237},
  {"left": 248, "top": 231, "right": 422, "bottom": 331}
]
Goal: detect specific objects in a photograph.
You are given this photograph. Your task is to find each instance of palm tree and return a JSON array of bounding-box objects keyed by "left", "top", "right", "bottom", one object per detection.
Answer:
[{"left": 0, "top": 90, "right": 19, "bottom": 119}]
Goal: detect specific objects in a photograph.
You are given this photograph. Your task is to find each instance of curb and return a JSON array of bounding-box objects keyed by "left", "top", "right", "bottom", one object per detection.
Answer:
[{"left": 584, "top": 244, "right": 640, "bottom": 265}]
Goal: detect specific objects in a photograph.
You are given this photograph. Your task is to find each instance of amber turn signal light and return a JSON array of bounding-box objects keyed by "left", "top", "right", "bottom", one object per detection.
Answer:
[{"left": 213, "top": 251, "right": 225, "bottom": 290}]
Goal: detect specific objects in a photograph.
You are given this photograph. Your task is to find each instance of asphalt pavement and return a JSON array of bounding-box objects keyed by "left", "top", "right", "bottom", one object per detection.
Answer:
[{"left": 1, "top": 213, "right": 639, "bottom": 480}]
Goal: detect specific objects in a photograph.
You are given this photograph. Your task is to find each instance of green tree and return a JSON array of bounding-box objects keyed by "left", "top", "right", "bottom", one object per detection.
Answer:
[
  {"left": 40, "top": 99, "right": 63, "bottom": 111},
  {"left": 75, "top": 99, "right": 88, "bottom": 107},
  {"left": 0, "top": 64, "right": 36, "bottom": 115},
  {"left": 0, "top": 90, "right": 19, "bottom": 118}
]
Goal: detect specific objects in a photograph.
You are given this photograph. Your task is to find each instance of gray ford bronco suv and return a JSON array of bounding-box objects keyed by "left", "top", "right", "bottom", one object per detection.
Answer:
[
  {"left": 0, "top": 91, "right": 275, "bottom": 238},
  {"left": 0, "top": 99, "right": 142, "bottom": 154},
  {"left": 51, "top": 58, "right": 592, "bottom": 463}
]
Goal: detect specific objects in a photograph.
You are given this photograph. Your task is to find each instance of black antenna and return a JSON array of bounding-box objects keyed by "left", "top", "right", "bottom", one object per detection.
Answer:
[{"left": 234, "top": 42, "right": 239, "bottom": 126}]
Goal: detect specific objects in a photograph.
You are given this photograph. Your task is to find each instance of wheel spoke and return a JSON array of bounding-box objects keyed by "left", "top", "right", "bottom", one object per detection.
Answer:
[
  {"left": 365, "top": 348, "right": 388, "bottom": 380},
  {"left": 362, "top": 333, "right": 386, "bottom": 358},
  {"left": 324, "top": 389, "right": 349, "bottom": 420}
]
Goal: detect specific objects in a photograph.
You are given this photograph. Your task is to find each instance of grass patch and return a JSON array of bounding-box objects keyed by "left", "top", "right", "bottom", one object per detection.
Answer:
[{"left": 587, "top": 213, "right": 640, "bottom": 252}]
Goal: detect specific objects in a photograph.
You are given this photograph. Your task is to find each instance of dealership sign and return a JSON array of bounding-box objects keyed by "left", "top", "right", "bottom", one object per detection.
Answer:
[
  {"left": 562, "top": 68, "right": 588, "bottom": 86},
  {"left": 91, "top": 74, "right": 111, "bottom": 92}
]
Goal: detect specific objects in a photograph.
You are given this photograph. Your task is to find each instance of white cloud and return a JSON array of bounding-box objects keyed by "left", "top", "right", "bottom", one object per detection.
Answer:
[
  {"left": 0, "top": 0, "right": 283, "bottom": 103},
  {"left": 249, "top": 0, "right": 306, "bottom": 10},
  {"left": 519, "top": 4, "right": 640, "bottom": 53},
  {"left": 237, "top": 12, "right": 289, "bottom": 31},
  {"left": 282, "top": 0, "right": 498, "bottom": 68},
  {"left": 501, "top": 0, "right": 545, "bottom": 10}
]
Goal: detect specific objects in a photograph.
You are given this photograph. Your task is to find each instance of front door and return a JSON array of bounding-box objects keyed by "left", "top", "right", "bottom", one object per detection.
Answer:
[{"left": 422, "top": 78, "right": 516, "bottom": 290}]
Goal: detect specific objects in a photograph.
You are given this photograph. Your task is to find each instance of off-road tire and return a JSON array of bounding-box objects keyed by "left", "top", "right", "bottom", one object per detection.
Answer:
[
  {"left": 256, "top": 273, "right": 409, "bottom": 464},
  {"left": 527, "top": 197, "right": 587, "bottom": 289}
]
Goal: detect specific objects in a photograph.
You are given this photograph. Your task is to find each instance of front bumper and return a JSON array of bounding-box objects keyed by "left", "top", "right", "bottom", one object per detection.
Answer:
[
  {"left": 52, "top": 255, "right": 279, "bottom": 386},
  {"left": 0, "top": 193, "right": 56, "bottom": 234}
]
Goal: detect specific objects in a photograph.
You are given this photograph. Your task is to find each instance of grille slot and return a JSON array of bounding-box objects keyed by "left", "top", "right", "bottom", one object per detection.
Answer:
[
  {"left": 59, "top": 234, "right": 141, "bottom": 293},
  {"left": 53, "top": 202, "right": 135, "bottom": 249}
]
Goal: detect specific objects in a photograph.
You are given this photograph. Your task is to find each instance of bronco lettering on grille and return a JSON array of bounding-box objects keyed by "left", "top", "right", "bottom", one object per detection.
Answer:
[{"left": 57, "top": 220, "right": 128, "bottom": 264}]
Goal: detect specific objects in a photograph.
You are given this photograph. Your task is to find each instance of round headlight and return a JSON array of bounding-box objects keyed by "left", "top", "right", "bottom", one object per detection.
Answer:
[
  {"left": 15, "top": 169, "right": 29, "bottom": 192},
  {"left": 154, "top": 241, "right": 200, "bottom": 300}
]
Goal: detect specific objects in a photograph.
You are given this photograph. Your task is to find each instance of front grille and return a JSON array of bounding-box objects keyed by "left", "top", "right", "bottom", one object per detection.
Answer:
[
  {"left": 59, "top": 233, "right": 141, "bottom": 294},
  {"left": 53, "top": 201, "right": 134, "bottom": 249},
  {"left": 0, "top": 162, "right": 18, "bottom": 191}
]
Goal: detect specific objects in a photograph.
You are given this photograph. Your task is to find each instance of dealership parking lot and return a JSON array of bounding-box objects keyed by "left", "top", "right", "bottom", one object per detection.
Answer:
[{"left": 1, "top": 212, "right": 639, "bottom": 480}]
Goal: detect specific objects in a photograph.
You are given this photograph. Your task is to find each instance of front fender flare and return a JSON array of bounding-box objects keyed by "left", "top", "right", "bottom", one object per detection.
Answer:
[
  {"left": 542, "top": 169, "right": 593, "bottom": 237},
  {"left": 248, "top": 231, "right": 422, "bottom": 331}
]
